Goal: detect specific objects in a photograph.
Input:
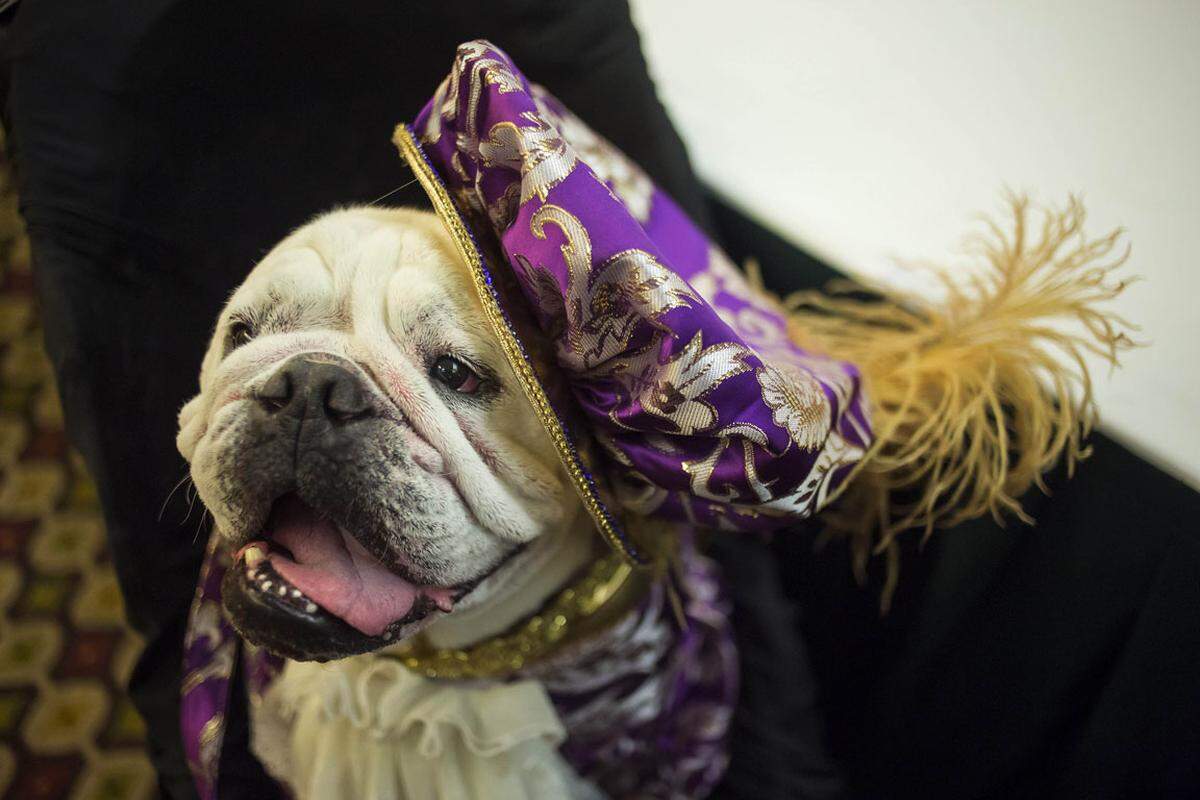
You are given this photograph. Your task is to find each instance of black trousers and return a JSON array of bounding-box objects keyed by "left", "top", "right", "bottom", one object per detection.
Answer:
[{"left": 1, "top": 3, "right": 838, "bottom": 798}]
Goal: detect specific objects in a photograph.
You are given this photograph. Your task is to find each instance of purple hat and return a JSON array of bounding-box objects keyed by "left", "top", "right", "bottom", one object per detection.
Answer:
[{"left": 394, "top": 41, "right": 872, "bottom": 564}]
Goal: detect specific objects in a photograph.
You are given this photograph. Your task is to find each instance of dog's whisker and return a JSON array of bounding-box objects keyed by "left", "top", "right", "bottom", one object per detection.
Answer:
[
  {"left": 192, "top": 508, "right": 212, "bottom": 546},
  {"left": 181, "top": 485, "right": 201, "bottom": 527},
  {"left": 368, "top": 177, "right": 418, "bottom": 207},
  {"left": 158, "top": 471, "right": 195, "bottom": 522}
]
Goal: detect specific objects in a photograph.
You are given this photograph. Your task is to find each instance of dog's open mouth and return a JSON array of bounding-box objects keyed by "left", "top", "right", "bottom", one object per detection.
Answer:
[
  {"left": 221, "top": 493, "right": 460, "bottom": 661},
  {"left": 239, "top": 493, "right": 456, "bottom": 635}
]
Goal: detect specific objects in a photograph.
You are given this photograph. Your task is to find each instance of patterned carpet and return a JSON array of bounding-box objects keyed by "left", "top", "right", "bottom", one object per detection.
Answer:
[{"left": 0, "top": 136, "right": 155, "bottom": 798}]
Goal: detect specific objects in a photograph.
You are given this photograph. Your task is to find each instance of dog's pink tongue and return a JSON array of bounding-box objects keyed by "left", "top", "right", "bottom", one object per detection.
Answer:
[{"left": 264, "top": 496, "right": 426, "bottom": 636}]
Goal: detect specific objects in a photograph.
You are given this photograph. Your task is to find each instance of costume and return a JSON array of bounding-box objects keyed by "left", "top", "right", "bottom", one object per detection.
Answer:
[{"left": 182, "top": 40, "right": 1131, "bottom": 798}]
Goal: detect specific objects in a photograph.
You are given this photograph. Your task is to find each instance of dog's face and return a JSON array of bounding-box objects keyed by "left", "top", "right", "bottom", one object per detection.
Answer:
[{"left": 178, "top": 207, "right": 580, "bottom": 661}]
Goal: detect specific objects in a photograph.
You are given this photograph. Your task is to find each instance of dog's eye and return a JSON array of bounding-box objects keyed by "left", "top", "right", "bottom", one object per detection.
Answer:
[
  {"left": 226, "top": 319, "right": 256, "bottom": 353},
  {"left": 431, "top": 355, "right": 481, "bottom": 394}
]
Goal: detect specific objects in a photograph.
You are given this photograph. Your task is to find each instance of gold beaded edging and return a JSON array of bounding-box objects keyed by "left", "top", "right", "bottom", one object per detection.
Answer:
[
  {"left": 393, "top": 125, "right": 645, "bottom": 566},
  {"left": 382, "top": 552, "right": 642, "bottom": 680}
]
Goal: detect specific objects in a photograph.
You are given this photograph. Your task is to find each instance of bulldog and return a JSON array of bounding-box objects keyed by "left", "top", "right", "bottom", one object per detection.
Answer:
[{"left": 177, "top": 206, "right": 620, "bottom": 797}]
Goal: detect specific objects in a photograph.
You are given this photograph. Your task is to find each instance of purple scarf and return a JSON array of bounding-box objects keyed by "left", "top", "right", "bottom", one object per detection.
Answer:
[{"left": 181, "top": 535, "right": 736, "bottom": 799}]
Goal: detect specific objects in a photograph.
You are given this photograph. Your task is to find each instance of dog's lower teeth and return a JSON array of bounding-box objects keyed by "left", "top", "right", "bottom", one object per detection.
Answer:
[
  {"left": 277, "top": 586, "right": 287, "bottom": 596},
  {"left": 262, "top": 581, "right": 272, "bottom": 591},
  {"left": 305, "top": 602, "right": 318, "bottom": 613},
  {"left": 290, "top": 589, "right": 301, "bottom": 599}
]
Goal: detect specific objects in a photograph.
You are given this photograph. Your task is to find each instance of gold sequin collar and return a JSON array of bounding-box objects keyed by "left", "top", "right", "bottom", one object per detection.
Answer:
[{"left": 381, "top": 552, "right": 649, "bottom": 680}]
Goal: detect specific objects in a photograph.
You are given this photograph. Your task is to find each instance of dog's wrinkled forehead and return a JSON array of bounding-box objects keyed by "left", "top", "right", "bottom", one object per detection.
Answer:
[{"left": 204, "top": 207, "right": 503, "bottom": 385}]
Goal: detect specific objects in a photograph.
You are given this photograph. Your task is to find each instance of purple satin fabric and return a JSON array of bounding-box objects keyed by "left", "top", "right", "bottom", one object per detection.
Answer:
[
  {"left": 413, "top": 41, "right": 872, "bottom": 538},
  {"left": 180, "top": 534, "right": 736, "bottom": 799}
]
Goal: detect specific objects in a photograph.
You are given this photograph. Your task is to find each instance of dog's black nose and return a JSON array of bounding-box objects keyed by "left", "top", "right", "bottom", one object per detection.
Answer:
[{"left": 256, "top": 357, "right": 373, "bottom": 423}]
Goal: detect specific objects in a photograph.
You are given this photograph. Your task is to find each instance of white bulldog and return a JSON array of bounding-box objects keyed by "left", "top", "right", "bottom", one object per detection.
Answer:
[{"left": 177, "top": 206, "right": 608, "bottom": 798}]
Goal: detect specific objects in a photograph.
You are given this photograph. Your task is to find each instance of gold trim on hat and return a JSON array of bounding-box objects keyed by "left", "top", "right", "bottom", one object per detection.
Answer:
[{"left": 393, "top": 124, "right": 647, "bottom": 566}]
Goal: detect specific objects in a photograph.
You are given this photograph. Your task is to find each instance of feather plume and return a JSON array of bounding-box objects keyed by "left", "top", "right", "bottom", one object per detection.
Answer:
[{"left": 779, "top": 195, "right": 1137, "bottom": 608}]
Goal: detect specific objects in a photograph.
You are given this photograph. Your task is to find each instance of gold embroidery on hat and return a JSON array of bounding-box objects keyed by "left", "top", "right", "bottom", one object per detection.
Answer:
[
  {"left": 612, "top": 332, "right": 753, "bottom": 436},
  {"left": 482, "top": 114, "right": 578, "bottom": 204},
  {"left": 757, "top": 364, "right": 832, "bottom": 451},
  {"left": 532, "top": 88, "right": 655, "bottom": 222},
  {"left": 526, "top": 204, "right": 698, "bottom": 370},
  {"left": 424, "top": 42, "right": 520, "bottom": 145}
]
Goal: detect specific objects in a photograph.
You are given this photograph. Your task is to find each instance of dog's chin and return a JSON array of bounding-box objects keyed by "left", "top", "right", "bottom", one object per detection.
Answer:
[{"left": 219, "top": 493, "right": 486, "bottom": 662}]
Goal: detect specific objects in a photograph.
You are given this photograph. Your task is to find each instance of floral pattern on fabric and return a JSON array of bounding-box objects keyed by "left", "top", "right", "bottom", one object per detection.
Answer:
[{"left": 412, "top": 41, "right": 872, "bottom": 535}]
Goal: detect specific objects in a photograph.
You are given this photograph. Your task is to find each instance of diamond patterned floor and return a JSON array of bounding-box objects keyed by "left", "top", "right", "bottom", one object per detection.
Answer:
[{"left": 0, "top": 135, "right": 155, "bottom": 799}]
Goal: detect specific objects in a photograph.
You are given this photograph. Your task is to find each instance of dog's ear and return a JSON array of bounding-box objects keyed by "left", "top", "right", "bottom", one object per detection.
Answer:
[
  {"left": 176, "top": 393, "right": 206, "bottom": 462},
  {"left": 176, "top": 323, "right": 226, "bottom": 462}
]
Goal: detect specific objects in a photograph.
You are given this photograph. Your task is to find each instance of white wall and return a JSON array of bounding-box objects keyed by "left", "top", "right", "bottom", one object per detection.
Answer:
[{"left": 631, "top": 0, "right": 1200, "bottom": 488}]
